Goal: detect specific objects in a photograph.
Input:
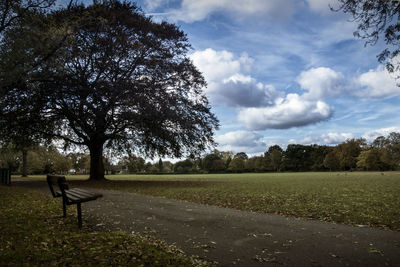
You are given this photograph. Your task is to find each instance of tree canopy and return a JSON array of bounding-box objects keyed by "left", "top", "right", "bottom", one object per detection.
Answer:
[
  {"left": 0, "top": 0, "right": 56, "bottom": 35},
  {"left": 0, "top": 1, "right": 219, "bottom": 180}
]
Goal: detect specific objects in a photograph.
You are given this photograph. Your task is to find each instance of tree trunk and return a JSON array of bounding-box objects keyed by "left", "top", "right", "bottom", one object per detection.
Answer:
[
  {"left": 21, "top": 148, "right": 28, "bottom": 177},
  {"left": 89, "top": 142, "right": 106, "bottom": 180}
]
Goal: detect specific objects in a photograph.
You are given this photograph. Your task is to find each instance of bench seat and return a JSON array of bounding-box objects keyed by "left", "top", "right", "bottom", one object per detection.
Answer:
[{"left": 64, "top": 188, "right": 102, "bottom": 203}]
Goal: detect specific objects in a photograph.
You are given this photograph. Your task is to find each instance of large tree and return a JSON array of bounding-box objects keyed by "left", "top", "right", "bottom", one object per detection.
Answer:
[
  {"left": 334, "top": 0, "right": 400, "bottom": 77},
  {"left": 2, "top": 1, "right": 218, "bottom": 180}
]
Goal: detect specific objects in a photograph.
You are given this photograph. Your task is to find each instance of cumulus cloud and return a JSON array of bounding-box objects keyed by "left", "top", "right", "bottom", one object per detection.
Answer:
[
  {"left": 295, "top": 128, "right": 400, "bottom": 146},
  {"left": 237, "top": 67, "right": 342, "bottom": 130},
  {"left": 355, "top": 65, "right": 400, "bottom": 98},
  {"left": 190, "top": 48, "right": 279, "bottom": 107},
  {"left": 190, "top": 49, "right": 251, "bottom": 83},
  {"left": 192, "top": 51, "right": 341, "bottom": 130},
  {"left": 164, "top": 0, "right": 294, "bottom": 22},
  {"left": 297, "top": 67, "right": 344, "bottom": 100},
  {"left": 215, "top": 130, "right": 267, "bottom": 153},
  {"left": 216, "top": 77, "right": 278, "bottom": 107},
  {"left": 295, "top": 132, "right": 354, "bottom": 145},
  {"left": 238, "top": 94, "right": 333, "bottom": 130},
  {"left": 362, "top": 127, "right": 400, "bottom": 142},
  {"left": 322, "top": 132, "right": 354, "bottom": 144}
]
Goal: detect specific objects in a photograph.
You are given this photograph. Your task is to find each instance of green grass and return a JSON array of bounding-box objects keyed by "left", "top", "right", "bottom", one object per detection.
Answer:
[
  {"left": 13, "top": 172, "right": 400, "bottom": 230},
  {"left": 0, "top": 186, "right": 207, "bottom": 266},
  {"left": 65, "top": 172, "right": 400, "bottom": 231}
]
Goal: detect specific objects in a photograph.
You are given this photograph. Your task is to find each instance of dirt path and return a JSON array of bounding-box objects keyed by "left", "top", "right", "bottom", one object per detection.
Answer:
[{"left": 14, "top": 180, "right": 400, "bottom": 266}]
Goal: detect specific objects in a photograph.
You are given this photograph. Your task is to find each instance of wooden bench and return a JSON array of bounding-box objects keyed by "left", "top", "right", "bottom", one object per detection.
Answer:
[{"left": 46, "top": 175, "right": 102, "bottom": 228}]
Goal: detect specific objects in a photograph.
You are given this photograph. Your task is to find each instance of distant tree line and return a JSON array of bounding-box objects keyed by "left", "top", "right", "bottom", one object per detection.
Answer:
[
  {"left": 171, "top": 133, "right": 400, "bottom": 173},
  {"left": 2, "top": 133, "right": 400, "bottom": 175}
]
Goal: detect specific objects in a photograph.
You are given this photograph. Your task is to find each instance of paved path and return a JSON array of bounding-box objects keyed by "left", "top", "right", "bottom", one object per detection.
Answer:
[{"left": 14, "top": 180, "right": 400, "bottom": 266}]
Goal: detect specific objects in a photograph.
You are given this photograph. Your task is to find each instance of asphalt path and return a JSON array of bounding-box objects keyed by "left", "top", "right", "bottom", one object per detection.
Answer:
[{"left": 13, "top": 180, "right": 400, "bottom": 266}]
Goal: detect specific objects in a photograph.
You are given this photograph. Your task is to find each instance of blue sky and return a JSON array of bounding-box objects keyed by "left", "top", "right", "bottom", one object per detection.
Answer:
[{"left": 72, "top": 0, "right": 400, "bottom": 157}]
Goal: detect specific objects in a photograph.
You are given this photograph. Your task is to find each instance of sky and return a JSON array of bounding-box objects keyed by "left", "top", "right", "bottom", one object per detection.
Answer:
[{"left": 69, "top": 0, "right": 400, "bottom": 158}]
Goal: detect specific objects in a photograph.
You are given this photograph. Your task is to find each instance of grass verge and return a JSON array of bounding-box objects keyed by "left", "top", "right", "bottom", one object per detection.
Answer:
[
  {"left": 0, "top": 186, "right": 207, "bottom": 266},
  {"left": 68, "top": 172, "right": 400, "bottom": 231}
]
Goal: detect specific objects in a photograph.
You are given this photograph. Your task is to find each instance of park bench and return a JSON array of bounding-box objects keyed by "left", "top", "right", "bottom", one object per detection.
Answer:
[{"left": 46, "top": 175, "right": 102, "bottom": 228}]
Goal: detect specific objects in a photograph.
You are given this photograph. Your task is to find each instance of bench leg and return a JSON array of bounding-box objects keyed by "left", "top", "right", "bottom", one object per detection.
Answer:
[
  {"left": 77, "top": 203, "right": 82, "bottom": 229},
  {"left": 62, "top": 199, "right": 67, "bottom": 218}
]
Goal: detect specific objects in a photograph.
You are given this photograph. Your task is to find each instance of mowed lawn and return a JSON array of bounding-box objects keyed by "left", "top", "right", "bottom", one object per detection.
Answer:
[
  {"left": 18, "top": 172, "right": 400, "bottom": 230},
  {"left": 67, "top": 172, "right": 400, "bottom": 231}
]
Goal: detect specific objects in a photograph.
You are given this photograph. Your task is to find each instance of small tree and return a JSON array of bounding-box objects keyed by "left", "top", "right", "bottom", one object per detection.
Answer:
[
  {"left": 0, "top": 106, "right": 47, "bottom": 176},
  {"left": 234, "top": 152, "right": 248, "bottom": 161},
  {"left": 269, "top": 149, "right": 282, "bottom": 172},
  {"left": 120, "top": 154, "right": 145, "bottom": 174},
  {"left": 53, "top": 154, "right": 72, "bottom": 174},
  {"left": 247, "top": 156, "right": 268, "bottom": 172},
  {"left": 323, "top": 151, "right": 340, "bottom": 171},
  {"left": 174, "top": 159, "right": 194, "bottom": 173},
  {"left": 335, "top": 139, "right": 366, "bottom": 170},
  {"left": 228, "top": 157, "right": 245, "bottom": 173},
  {"left": 157, "top": 158, "right": 164, "bottom": 173},
  {"left": 203, "top": 153, "right": 225, "bottom": 173},
  {"left": 357, "top": 148, "right": 385, "bottom": 171},
  {"left": 0, "top": 144, "right": 21, "bottom": 172},
  {"left": 161, "top": 161, "right": 173, "bottom": 173}
]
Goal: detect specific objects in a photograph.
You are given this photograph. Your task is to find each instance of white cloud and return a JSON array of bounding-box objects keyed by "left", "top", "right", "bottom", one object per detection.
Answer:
[
  {"left": 297, "top": 67, "right": 345, "bottom": 100},
  {"left": 215, "top": 77, "right": 279, "bottom": 107},
  {"left": 238, "top": 93, "right": 333, "bottom": 130},
  {"left": 192, "top": 51, "right": 342, "bottom": 130},
  {"left": 236, "top": 67, "right": 342, "bottom": 130},
  {"left": 322, "top": 132, "right": 354, "bottom": 144},
  {"left": 190, "top": 48, "right": 279, "bottom": 107},
  {"left": 190, "top": 49, "right": 251, "bottom": 83},
  {"left": 295, "top": 132, "right": 354, "bottom": 145},
  {"left": 227, "top": 66, "right": 345, "bottom": 130},
  {"left": 355, "top": 65, "right": 400, "bottom": 98},
  {"left": 216, "top": 130, "right": 267, "bottom": 153},
  {"left": 166, "top": 0, "right": 294, "bottom": 22},
  {"left": 362, "top": 127, "right": 400, "bottom": 142}
]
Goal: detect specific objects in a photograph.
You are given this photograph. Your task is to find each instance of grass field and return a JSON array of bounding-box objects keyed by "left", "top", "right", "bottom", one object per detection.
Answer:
[
  {"left": 13, "top": 172, "right": 400, "bottom": 230},
  {"left": 0, "top": 186, "right": 206, "bottom": 266},
  {"left": 68, "top": 172, "right": 400, "bottom": 231}
]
